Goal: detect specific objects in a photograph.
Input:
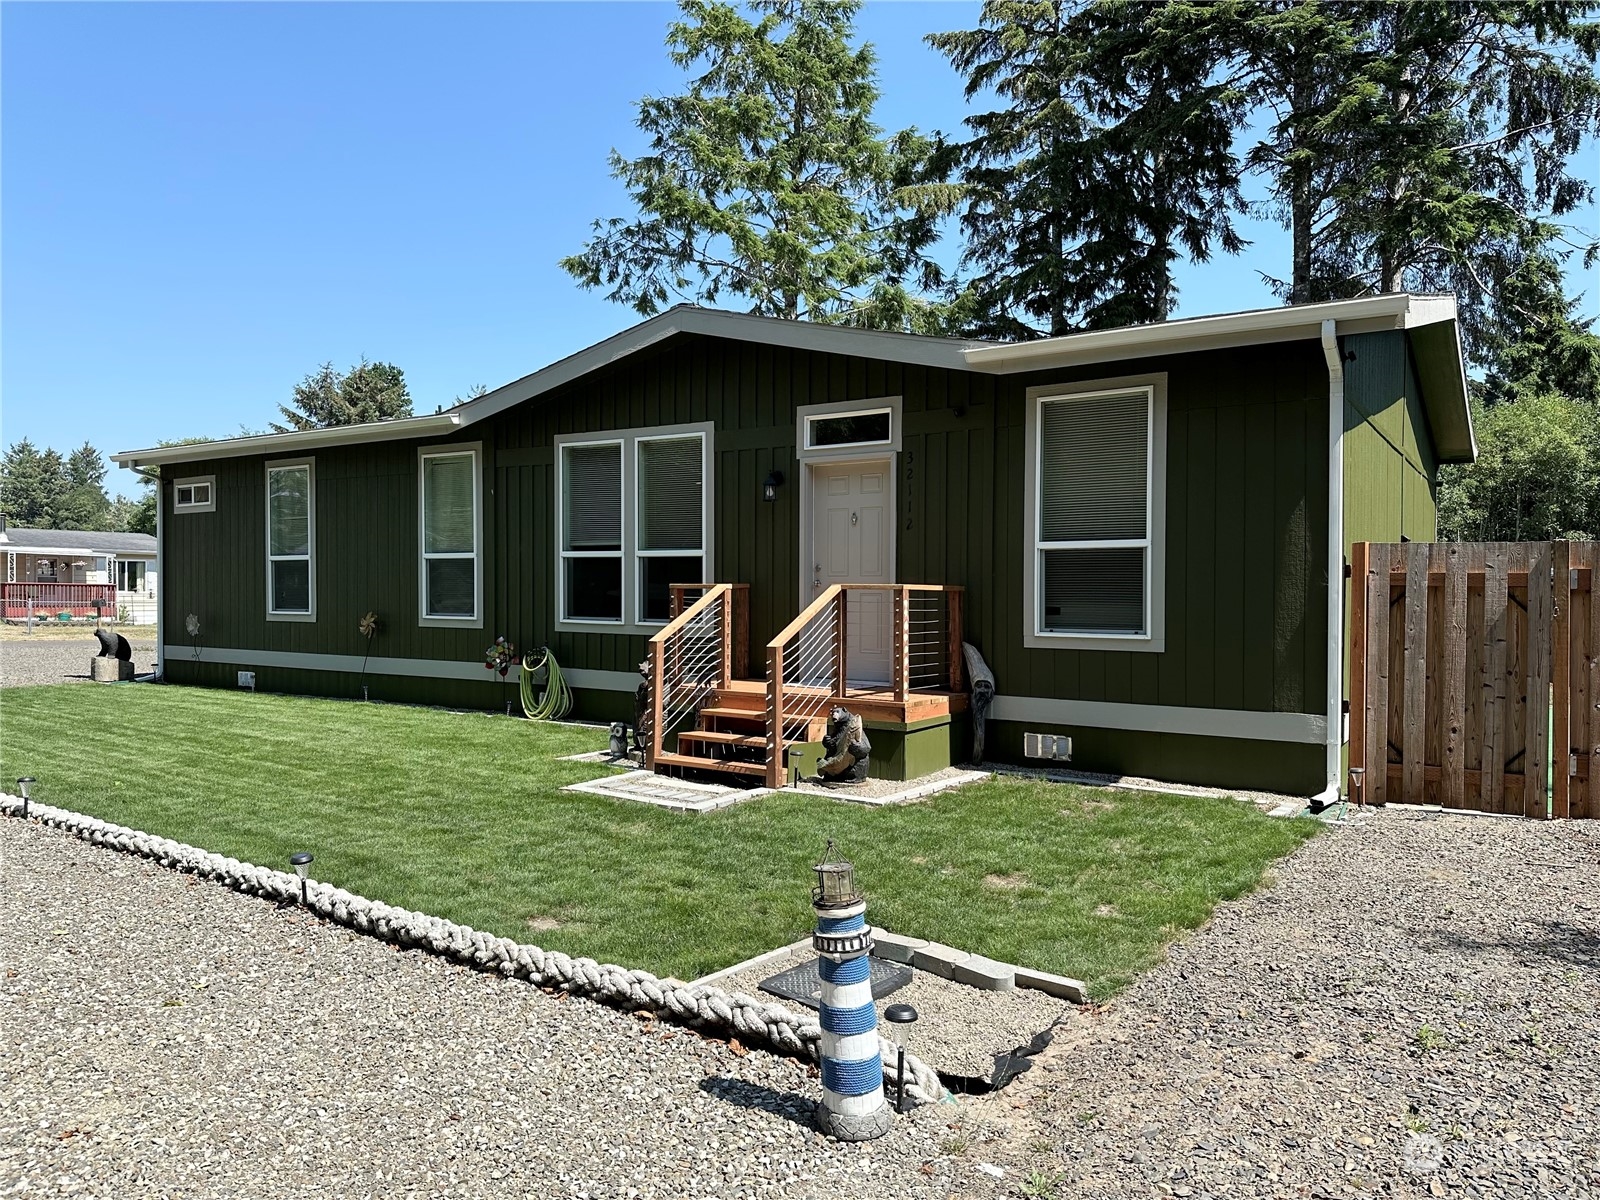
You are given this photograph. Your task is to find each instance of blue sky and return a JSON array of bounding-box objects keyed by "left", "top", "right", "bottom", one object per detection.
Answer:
[{"left": 3, "top": 2, "right": 1596, "bottom": 498}]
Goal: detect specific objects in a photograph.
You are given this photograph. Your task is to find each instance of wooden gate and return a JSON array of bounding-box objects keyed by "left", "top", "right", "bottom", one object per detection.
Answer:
[{"left": 1348, "top": 541, "right": 1600, "bottom": 818}]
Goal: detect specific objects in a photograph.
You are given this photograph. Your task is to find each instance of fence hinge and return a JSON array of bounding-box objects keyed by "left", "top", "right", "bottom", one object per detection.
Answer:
[
  {"left": 1344, "top": 563, "right": 1353, "bottom": 579},
  {"left": 1342, "top": 699, "right": 1351, "bottom": 715},
  {"left": 1574, "top": 753, "right": 1581, "bottom": 778},
  {"left": 1572, "top": 568, "right": 1582, "bottom": 590}
]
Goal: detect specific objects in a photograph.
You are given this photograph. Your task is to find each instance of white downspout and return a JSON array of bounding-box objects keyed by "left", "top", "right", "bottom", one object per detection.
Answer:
[
  {"left": 132, "top": 466, "right": 164, "bottom": 681},
  {"left": 1318, "top": 319, "right": 1345, "bottom": 806}
]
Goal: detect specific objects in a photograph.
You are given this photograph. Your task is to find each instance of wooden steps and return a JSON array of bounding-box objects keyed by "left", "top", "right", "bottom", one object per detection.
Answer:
[
  {"left": 652, "top": 751, "right": 768, "bottom": 778},
  {"left": 677, "top": 730, "right": 767, "bottom": 750}
]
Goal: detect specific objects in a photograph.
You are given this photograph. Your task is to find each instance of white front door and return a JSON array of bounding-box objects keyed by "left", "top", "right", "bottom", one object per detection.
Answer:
[{"left": 810, "top": 459, "right": 892, "bottom": 684}]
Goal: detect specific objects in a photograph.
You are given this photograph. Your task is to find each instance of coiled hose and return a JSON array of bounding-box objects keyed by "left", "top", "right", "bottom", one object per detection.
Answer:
[{"left": 520, "top": 646, "right": 573, "bottom": 720}]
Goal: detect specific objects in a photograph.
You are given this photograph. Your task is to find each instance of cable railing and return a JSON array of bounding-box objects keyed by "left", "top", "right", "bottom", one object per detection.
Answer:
[
  {"left": 764, "top": 583, "right": 964, "bottom": 786},
  {"left": 646, "top": 584, "right": 735, "bottom": 770}
]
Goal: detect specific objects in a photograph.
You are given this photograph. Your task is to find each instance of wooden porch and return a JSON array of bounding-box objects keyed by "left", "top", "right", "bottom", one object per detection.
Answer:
[
  {"left": 2, "top": 582, "right": 118, "bottom": 620},
  {"left": 646, "top": 582, "right": 967, "bottom": 787}
]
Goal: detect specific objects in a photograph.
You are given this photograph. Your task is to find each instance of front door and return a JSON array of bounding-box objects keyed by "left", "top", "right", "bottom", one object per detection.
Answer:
[{"left": 810, "top": 460, "right": 892, "bottom": 684}]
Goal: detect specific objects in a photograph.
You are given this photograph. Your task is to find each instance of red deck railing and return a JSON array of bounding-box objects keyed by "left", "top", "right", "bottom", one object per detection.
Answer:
[{"left": 1, "top": 582, "right": 118, "bottom": 619}]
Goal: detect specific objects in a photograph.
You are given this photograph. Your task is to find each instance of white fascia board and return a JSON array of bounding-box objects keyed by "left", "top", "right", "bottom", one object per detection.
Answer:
[
  {"left": 113, "top": 413, "right": 463, "bottom": 468},
  {"left": 962, "top": 293, "right": 1457, "bottom": 373}
]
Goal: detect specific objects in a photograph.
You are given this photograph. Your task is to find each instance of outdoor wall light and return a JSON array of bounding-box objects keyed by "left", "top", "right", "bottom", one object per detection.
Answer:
[
  {"left": 15, "top": 777, "right": 35, "bottom": 819},
  {"left": 883, "top": 1003, "right": 920, "bottom": 1113},
  {"left": 763, "top": 470, "right": 785, "bottom": 502},
  {"left": 289, "top": 851, "right": 314, "bottom": 906},
  {"left": 812, "top": 838, "right": 862, "bottom": 909}
]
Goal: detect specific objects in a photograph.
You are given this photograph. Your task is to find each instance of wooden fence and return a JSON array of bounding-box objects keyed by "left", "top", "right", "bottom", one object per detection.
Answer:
[{"left": 1348, "top": 541, "right": 1600, "bottom": 818}]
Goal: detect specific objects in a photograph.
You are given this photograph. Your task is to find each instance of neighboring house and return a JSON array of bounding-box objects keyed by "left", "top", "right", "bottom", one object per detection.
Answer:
[
  {"left": 0, "top": 522, "right": 159, "bottom": 624},
  {"left": 112, "top": 294, "right": 1472, "bottom": 798}
]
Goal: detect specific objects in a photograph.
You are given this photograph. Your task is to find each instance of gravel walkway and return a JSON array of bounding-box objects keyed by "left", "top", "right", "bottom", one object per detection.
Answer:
[
  {"left": 0, "top": 638, "right": 157, "bottom": 688},
  {"left": 964, "top": 807, "right": 1600, "bottom": 1198},
  {"left": 0, "top": 818, "right": 982, "bottom": 1199}
]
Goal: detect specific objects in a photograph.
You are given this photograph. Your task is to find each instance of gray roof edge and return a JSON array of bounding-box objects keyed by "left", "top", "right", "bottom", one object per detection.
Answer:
[
  {"left": 0, "top": 528, "right": 157, "bottom": 554},
  {"left": 1406, "top": 320, "right": 1477, "bottom": 464},
  {"left": 455, "top": 306, "right": 987, "bottom": 428}
]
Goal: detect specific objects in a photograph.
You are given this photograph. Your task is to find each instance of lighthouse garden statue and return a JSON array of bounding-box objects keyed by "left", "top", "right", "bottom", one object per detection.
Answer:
[{"left": 810, "top": 840, "right": 892, "bottom": 1141}]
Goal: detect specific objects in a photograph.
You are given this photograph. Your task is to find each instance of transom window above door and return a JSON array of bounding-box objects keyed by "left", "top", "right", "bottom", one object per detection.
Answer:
[
  {"left": 796, "top": 397, "right": 902, "bottom": 461},
  {"left": 556, "top": 422, "right": 713, "bottom": 631}
]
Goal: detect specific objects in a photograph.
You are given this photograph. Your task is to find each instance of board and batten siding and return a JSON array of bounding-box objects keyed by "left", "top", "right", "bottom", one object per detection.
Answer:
[{"left": 160, "top": 330, "right": 1335, "bottom": 787}]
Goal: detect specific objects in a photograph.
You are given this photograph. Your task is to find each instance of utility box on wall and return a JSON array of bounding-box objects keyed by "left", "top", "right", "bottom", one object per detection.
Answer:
[
  {"left": 237, "top": 670, "right": 256, "bottom": 691},
  {"left": 1024, "top": 732, "right": 1073, "bottom": 762}
]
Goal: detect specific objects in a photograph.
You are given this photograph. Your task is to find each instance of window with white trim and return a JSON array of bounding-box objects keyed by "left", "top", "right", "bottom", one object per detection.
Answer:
[
  {"left": 419, "top": 448, "right": 481, "bottom": 622},
  {"left": 266, "top": 462, "right": 314, "bottom": 617},
  {"left": 1027, "top": 381, "right": 1164, "bottom": 648},
  {"left": 116, "top": 560, "right": 147, "bottom": 592},
  {"left": 173, "top": 476, "right": 215, "bottom": 513},
  {"left": 557, "top": 424, "right": 712, "bottom": 628}
]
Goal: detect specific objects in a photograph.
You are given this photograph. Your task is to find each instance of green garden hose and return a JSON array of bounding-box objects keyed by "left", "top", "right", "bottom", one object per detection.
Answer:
[{"left": 520, "top": 646, "right": 574, "bottom": 721}]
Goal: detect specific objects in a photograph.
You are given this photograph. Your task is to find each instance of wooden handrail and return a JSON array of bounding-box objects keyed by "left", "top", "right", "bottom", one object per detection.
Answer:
[
  {"left": 766, "top": 584, "right": 843, "bottom": 651},
  {"left": 649, "top": 583, "right": 728, "bottom": 646}
]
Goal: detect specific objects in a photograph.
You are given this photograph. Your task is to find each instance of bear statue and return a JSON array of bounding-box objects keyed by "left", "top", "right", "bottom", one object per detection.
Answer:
[
  {"left": 94, "top": 627, "right": 132, "bottom": 661},
  {"left": 815, "top": 705, "right": 870, "bottom": 785}
]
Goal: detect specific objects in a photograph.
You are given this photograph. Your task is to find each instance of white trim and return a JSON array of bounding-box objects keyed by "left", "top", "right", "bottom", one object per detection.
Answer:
[
  {"left": 964, "top": 293, "right": 1460, "bottom": 372},
  {"left": 116, "top": 414, "right": 462, "bottom": 468},
  {"left": 264, "top": 459, "right": 315, "bottom": 623},
  {"left": 794, "top": 396, "right": 902, "bottom": 461},
  {"left": 1321, "top": 320, "right": 1346, "bottom": 800},
  {"left": 988, "top": 694, "right": 1327, "bottom": 745},
  {"left": 1022, "top": 375, "right": 1167, "bottom": 653},
  {"left": 798, "top": 454, "right": 897, "bottom": 612},
  {"left": 172, "top": 475, "right": 216, "bottom": 514},
  {"left": 163, "top": 646, "right": 642, "bottom": 691},
  {"left": 417, "top": 443, "right": 484, "bottom": 629},
  {"left": 554, "top": 421, "right": 714, "bottom": 635}
]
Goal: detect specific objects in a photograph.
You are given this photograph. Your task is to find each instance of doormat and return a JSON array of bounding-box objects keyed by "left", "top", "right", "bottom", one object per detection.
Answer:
[
  {"left": 759, "top": 955, "right": 912, "bottom": 1010},
  {"left": 563, "top": 770, "right": 769, "bottom": 814}
]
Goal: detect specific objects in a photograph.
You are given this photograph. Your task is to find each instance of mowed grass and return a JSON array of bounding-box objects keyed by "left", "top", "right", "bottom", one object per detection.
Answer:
[{"left": 0, "top": 684, "right": 1320, "bottom": 999}]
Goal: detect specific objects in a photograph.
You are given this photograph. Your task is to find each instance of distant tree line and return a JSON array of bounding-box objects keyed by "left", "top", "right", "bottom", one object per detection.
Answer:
[
  {"left": 0, "top": 440, "right": 154, "bottom": 535},
  {"left": 563, "top": 0, "right": 1600, "bottom": 540}
]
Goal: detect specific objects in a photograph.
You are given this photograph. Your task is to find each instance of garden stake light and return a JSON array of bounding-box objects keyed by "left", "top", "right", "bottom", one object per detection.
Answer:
[
  {"left": 883, "top": 1003, "right": 919, "bottom": 1113},
  {"left": 290, "top": 851, "right": 314, "bottom": 906},
  {"left": 16, "top": 778, "right": 35, "bottom": 818},
  {"left": 810, "top": 840, "right": 890, "bottom": 1141}
]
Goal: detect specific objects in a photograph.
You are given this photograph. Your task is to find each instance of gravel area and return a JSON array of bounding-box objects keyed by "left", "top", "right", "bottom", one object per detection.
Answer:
[
  {"left": 0, "top": 638, "right": 157, "bottom": 688},
  {"left": 715, "top": 945, "right": 1072, "bottom": 1081},
  {"left": 965, "top": 807, "right": 1600, "bottom": 1198},
  {"left": 0, "top": 818, "right": 993, "bottom": 1199},
  {"left": 788, "top": 767, "right": 987, "bottom": 805}
]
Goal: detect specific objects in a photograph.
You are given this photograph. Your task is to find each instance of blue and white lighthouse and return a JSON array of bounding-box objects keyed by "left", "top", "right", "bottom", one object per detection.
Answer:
[{"left": 811, "top": 840, "right": 891, "bottom": 1141}]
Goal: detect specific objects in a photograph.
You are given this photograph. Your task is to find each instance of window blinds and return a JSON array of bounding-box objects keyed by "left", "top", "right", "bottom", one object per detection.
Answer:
[
  {"left": 564, "top": 443, "right": 622, "bottom": 551},
  {"left": 638, "top": 436, "right": 703, "bottom": 551}
]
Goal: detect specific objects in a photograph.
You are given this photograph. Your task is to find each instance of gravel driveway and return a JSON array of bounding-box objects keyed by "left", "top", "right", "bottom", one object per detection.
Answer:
[
  {"left": 971, "top": 807, "right": 1600, "bottom": 1198},
  {"left": 0, "top": 819, "right": 973, "bottom": 1200},
  {"left": 0, "top": 638, "right": 157, "bottom": 688},
  {"left": 5, "top": 806, "right": 1598, "bottom": 1199}
]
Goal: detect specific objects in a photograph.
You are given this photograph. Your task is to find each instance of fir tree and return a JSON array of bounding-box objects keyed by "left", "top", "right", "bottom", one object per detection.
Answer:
[
  {"left": 561, "top": 0, "right": 958, "bottom": 331},
  {"left": 272, "top": 359, "right": 413, "bottom": 434}
]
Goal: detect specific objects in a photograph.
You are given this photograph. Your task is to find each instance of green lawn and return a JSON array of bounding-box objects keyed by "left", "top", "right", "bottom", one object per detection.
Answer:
[{"left": 0, "top": 685, "right": 1319, "bottom": 999}]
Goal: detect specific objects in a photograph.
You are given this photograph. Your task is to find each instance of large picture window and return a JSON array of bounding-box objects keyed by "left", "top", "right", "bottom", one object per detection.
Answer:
[
  {"left": 1024, "top": 377, "right": 1166, "bottom": 652},
  {"left": 557, "top": 423, "right": 712, "bottom": 630},
  {"left": 419, "top": 447, "right": 482, "bottom": 625},
  {"left": 266, "top": 461, "right": 314, "bottom": 619}
]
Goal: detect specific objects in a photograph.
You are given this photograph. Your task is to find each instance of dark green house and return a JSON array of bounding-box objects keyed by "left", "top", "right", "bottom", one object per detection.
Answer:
[{"left": 114, "top": 293, "right": 1473, "bottom": 799}]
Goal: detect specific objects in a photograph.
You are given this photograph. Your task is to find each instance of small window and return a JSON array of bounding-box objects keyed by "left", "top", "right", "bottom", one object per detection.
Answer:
[
  {"left": 173, "top": 476, "right": 216, "bottom": 513},
  {"left": 560, "top": 441, "right": 623, "bottom": 622},
  {"left": 266, "top": 461, "right": 314, "bottom": 619},
  {"left": 116, "top": 560, "right": 147, "bottom": 592},
  {"left": 805, "top": 407, "right": 892, "bottom": 450},
  {"left": 1025, "top": 377, "right": 1166, "bottom": 651},
  {"left": 419, "top": 448, "right": 481, "bottom": 624}
]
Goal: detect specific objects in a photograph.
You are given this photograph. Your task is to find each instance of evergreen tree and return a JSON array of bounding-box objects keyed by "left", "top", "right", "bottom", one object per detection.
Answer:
[
  {"left": 57, "top": 441, "right": 113, "bottom": 530},
  {"left": 272, "top": 359, "right": 413, "bottom": 433},
  {"left": 561, "top": 0, "right": 957, "bottom": 331},
  {"left": 929, "top": 1, "right": 1246, "bottom": 336},
  {"left": 0, "top": 440, "right": 67, "bottom": 528}
]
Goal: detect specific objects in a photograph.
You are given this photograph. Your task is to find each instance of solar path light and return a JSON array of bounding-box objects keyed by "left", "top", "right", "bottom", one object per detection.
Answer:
[
  {"left": 810, "top": 840, "right": 891, "bottom": 1141},
  {"left": 16, "top": 778, "right": 35, "bottom": 819},
  {"left": 289, "top": 851, "right": 314, "bottom": 906},
  {"left": 883, "top": 1003, "right": 920, "bottom": 1113}
]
